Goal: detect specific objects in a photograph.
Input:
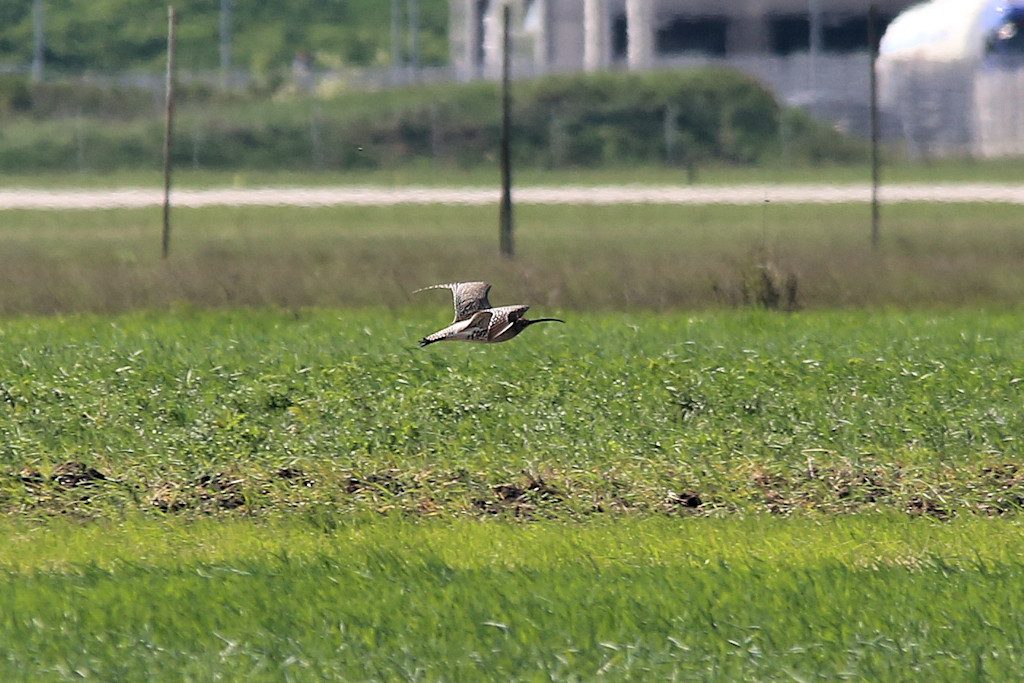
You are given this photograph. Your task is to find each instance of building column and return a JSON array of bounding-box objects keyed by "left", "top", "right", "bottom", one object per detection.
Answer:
[
  {"left": 809, "top": 0, "right": 823, "bottom": 89},
  {"left": 532, "top": 0, "right": 551, "bottom": 74},
  {"left": 451, "top": 0, "right": 483, "bottom": 80},
  {"left": 625, "top": 0, "right": 654, "bottom": 70},
  {"left": 482, "top": 1, "right": 505, "bottom": 79},
  {"left": 583, "top": 0, "right": 609, "bottom": 72}
]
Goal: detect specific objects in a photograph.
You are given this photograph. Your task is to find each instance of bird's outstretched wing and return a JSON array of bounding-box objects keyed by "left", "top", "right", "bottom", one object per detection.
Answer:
[
  {"left": 413, "top": 282, "right": 492, "bottom": 322},
  {"left": 486, "top": 305, "right": 529, "bottom": 339}
]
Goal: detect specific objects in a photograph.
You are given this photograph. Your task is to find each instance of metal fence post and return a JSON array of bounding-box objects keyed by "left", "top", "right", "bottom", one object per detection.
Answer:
[
  {"left": 408, "top": 0, "right": 421, "bottom": 80},
  {"left": 663, "top": 104, "right": 679, "bottom": 166},
  {"left": 219, "top": 0, "right": 232, "bottom": 89},
  {"left": 499, "top": 4, "right": 515, "bottom": 258},
  {"left": 31, "top": 0, "right": 45, "bottom": 83},
  {"left": 162, "top": 6, "right": 177, "bottom": 260},
  {"left": 868, "top": 3, "right": 881, "bottom": 249}
]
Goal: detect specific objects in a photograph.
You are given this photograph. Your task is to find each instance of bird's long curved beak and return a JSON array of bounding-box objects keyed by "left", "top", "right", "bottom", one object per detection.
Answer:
[{"left": 528, "top": 318, "right": 565, "bottom": 325}]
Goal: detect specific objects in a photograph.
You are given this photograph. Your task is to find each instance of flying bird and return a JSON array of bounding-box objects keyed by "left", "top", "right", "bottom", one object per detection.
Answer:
[{"left": 414, "top": 281, "right": 564, "bottom": 347}]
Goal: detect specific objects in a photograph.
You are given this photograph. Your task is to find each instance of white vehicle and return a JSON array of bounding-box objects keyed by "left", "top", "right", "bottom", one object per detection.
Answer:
[{"left": 878, "top": 0, "right": 1024, "bottom": 157}]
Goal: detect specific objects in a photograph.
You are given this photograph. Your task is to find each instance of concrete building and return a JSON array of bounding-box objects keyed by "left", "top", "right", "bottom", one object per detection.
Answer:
[
  {"left": 451, "top": 1, "right": 917, "bottom": 74},
  {"left": 878, "top": 0, "right": 1024, "bottom": 157},
  {"left": 450, "top": 0, "right": 918, "bottom": 136}
]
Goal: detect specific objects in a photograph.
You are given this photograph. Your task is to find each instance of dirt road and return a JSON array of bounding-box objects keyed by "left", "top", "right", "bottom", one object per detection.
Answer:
[{"left": 2, "top": 183, "right": 1023, "bottom": 210}]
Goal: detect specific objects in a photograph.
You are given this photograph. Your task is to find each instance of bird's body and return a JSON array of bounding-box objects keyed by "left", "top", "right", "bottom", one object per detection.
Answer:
[{"left": 415, "top": 282, "right": 563, "bottom": 346}]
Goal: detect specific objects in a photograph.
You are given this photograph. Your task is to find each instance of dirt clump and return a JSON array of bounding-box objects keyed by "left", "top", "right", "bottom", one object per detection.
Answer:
[
  {"left": 275, "top": 467, "right": 315, "bottom": 487},
  {"left": 17, "top": 468, "right": 45, "bottom": 486},
  {"left": 195, "top": 473, "right": 246, "bottom": 509},
  {"left": 344, "top": 470, "right": 407, "bottom": 495},
  {"left": 907, "top": 496, "right": 949, "bottom": 520},
  {"left": 51, "top": 461, "right": 107, "bottom": 488},
  {"left": 150, "top": 483, "right": 189, "bottom": 512},
  {"left": 474, "top": 473, "right": 562, "bottom": 517},
  {"left": 665, "top": 490, "right": 704, "bottom": 512}
]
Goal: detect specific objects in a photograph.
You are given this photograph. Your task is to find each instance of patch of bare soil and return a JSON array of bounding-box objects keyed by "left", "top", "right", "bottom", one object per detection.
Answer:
[
  {"left": 195, "top": 473, "right": 246, "bottom": 510},
  {"left": 976, "top": 464, "right": 1024, "bottom": 514},
  {"left": 51, "top": 461, "right": 107, "bottom": 488},
  {"left": 275, "top": 467, "right": 315, "bottom": 487},
  {"left": 473, "top": 472, "right": 562, "bottom": 518},
  {"left": 150, "top": 473, "right": 246, "bottom": 512},
  {"left": 907, "top": 496, "right": 950, "bottom": 520}
]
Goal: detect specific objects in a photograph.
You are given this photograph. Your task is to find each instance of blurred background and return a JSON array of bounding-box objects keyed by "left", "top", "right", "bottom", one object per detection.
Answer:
[
  {"left": 0, "top": 0, "right": 1023, "bottom": 314},
  {"left": 1, "top": 0, "right": 1023, "bottom": 170}
]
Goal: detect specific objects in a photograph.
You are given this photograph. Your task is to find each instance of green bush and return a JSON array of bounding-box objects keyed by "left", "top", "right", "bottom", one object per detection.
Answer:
[
  {"left": 27, "top": 80, "right": 160, "bottom": 119},
  {"left": 778, "top": 108, "right": 869, "bottom": 164},
  {"left": 516, "top": 69, "right": 782, "bottom": 165},
  {"left": 0, "top": 0, "right": 449, "bottom": 73},
  {"left": 0, "top": 75, "right": 31, "bottom": 115}
]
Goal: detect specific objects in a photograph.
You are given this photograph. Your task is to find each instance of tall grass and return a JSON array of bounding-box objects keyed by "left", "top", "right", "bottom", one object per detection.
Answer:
[{"left": 2, "top": 202, "right": 1024, "bottom": 315}]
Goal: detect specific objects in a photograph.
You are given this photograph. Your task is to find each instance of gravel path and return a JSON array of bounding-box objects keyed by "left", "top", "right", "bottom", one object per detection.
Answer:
[{"left": 2, "top": 183, "right": 1024, "bottom": 210}]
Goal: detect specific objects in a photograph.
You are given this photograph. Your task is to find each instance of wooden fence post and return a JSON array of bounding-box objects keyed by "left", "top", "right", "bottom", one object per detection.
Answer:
[{"left": 162, "top": 6, "right": 177, "bottom": 259}]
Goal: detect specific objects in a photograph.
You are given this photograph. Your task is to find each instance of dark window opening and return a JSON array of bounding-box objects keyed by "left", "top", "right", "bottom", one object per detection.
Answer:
[
  {"left": 823, "top": 14, "right": 893, "bottom": 52},
  {"left": 657, "top": 16, "right": 728, "bottom": 56},
  {"left": 612, "top": 13, "right": 628, "bottom": 60},
  {"left": 986, "top": 10, "right": 1024, "bottom": 60},
  {"left": 823, "top": 16, "right": 869, "bottom": 52},
  {"left": 770, "top": 15, "right": 809, "bottom": 55},
  {"left": 769, "top": 12, "right": 892, "bottom": 55}
]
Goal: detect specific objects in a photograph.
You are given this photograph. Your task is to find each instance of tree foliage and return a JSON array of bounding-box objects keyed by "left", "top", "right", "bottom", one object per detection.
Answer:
[{"left": 0, "top": 0, "right": 449, "bottom": 73}]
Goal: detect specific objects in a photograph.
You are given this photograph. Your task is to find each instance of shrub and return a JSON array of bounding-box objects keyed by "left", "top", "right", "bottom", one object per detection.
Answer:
[
  {"left": 0, "top": 68, "right": 865, "bottom": 172},
  {"left": 0, "top": 75, "right": 32, "bottom": 115}
]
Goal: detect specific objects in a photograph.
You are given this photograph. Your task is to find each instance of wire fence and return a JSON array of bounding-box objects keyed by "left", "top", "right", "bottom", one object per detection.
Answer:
[{"left": 4, "top": 57, "right": 1024, "bottom": 177}]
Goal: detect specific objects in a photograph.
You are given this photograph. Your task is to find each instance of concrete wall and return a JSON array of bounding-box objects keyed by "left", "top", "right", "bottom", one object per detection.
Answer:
[
  {"left": 453, "top": 1, "right": 914, "bottom": 91},
  {"left": 975, "top": 68, "right": 1024, "bottom": 157},
  {"left": 453, "top": 0, "right": 919, "bottom": 78}
]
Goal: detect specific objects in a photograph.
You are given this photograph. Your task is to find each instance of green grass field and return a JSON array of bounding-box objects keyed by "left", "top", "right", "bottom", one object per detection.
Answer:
[
  {"left": 4, "top": 157, "right": 1024, "bottom": 188},
  {"left": 2, "top": 308, "right": 1022, "bottom": 519},
  {"left": 3, "top": 189, "right": 1023, "bottom": 678},
  {"left": 2, "top": 516, "right": 1024, "bottom": 680}
]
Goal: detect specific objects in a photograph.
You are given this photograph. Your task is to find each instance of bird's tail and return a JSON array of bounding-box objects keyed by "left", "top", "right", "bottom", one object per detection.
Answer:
[{"left": 412, "top": 283, "right": 455, "bottom": 295}]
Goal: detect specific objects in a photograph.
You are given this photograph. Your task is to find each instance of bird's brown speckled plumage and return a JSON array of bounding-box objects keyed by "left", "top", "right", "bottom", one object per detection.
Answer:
[
  {"left": 414, "top": 282, "right": 563, "bottom": 346},
  {"left": 413, "top": 282, "right": 492, "bottom": 322}
]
